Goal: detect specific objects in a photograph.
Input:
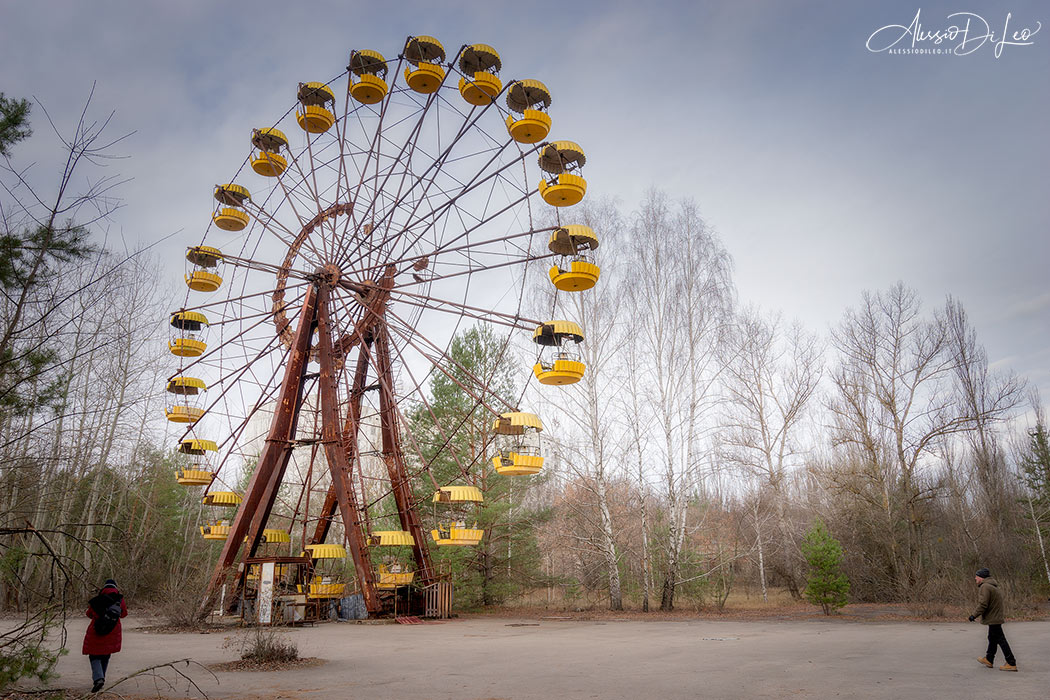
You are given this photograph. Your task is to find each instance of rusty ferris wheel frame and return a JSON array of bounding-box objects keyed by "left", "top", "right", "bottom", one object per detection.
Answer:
[{"left": 170, "top": 37, "right": 590, "bottom": 617}]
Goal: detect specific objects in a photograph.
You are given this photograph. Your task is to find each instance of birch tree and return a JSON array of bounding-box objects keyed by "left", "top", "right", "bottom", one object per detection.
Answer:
[{"left": 626, "top": 191, "right": 732, "bottom": 610}]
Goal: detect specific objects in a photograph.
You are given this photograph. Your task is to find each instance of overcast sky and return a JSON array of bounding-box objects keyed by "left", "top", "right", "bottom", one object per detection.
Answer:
[{"left": 2, "top": 0, "right": 1047, "bottom": 408}]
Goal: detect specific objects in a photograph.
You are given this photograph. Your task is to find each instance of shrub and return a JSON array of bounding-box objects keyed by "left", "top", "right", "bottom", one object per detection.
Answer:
[{"left": 240, "top": 627, "right": 299, "bottom": 664}]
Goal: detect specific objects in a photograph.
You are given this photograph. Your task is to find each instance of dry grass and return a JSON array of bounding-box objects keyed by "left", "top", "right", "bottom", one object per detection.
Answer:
[{"left": 470, "top": 585, "right": 1050, "bottom": 623}]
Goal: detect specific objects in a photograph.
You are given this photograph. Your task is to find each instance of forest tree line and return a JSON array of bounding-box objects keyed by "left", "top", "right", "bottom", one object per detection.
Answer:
[{"left": 513, "top": 192, "right": 1050, "bottom": 612}]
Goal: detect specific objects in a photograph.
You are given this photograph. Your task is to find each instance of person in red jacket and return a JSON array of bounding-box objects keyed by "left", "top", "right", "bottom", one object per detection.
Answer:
[{"left": 82, "top": 579, "right": 127, "bottom": 692}]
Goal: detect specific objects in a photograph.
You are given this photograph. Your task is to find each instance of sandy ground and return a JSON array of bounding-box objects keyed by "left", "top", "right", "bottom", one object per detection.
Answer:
[{"left": 11, "top": 615, "right": 1049, "bottom": 699}]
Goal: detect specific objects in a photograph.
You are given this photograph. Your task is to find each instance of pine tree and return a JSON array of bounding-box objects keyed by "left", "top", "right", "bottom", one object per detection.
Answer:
[
  {"left": 1020, "top": 422, "right": 1050, "bottom": 588},
  {"left": 1020, "top": 423, "right": 1050, "bottom": 508},
  {"left": 407, "top": 325, "right": 546, "bottom": 607},
  {"left": 800, "top": 519, "right": 850, "bottom": 615},
  {"left": 0, "top": 93, "right": 94, "bottom": 416}
]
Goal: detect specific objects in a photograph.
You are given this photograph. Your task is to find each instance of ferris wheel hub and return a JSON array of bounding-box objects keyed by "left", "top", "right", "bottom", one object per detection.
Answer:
[{"left": 315, "top": 263, "right": 342, "bottom": 287}]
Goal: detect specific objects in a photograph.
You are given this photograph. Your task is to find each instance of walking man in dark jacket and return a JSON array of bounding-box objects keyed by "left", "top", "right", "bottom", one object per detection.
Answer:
[{"left": 968, "top": 568, "right": 1017, "bottom": 671}]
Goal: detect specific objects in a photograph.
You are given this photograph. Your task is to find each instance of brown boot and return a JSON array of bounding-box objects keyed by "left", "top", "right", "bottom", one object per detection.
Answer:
[
  {"left": 999, "top": 663, "right": 1018, "bottom": 672},
  {"left": 977, "top": 657, "right": 993, "bottom": 668}
]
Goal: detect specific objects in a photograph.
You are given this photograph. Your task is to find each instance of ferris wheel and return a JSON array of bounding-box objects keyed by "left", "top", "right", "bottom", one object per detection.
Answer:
[{"left": 165, "top": 36, "right": 600, "bottom": 616}]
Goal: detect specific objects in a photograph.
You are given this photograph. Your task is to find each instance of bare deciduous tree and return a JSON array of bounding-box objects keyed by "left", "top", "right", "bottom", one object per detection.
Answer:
[
  {"left": 721, "top": 308, "right": 822, "bottom": 597},
  {"left": 825, "top": 284, "right": 1021, "bottom": 593}
]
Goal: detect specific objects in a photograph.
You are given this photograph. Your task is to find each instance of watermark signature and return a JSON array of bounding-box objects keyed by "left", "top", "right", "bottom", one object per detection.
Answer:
[{"left": 866, "top": 9, "right": 1041, "bottom": 57}]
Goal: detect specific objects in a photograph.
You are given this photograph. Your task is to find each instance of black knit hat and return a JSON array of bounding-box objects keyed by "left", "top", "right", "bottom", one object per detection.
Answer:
[
  {"left": 975, "top": 568, "right": 990, "bottom": 578},
  {"left": 103, "top": 578, "right": 118, "bottom": 589}
]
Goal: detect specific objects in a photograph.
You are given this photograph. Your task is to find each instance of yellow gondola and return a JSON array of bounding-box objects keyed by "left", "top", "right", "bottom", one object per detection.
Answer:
[
  {"left": 349, "top": 49, "right": 389, "bottom": 104},
  {"left": 177, "top": 438, "right": 217, "bottom": 484},
  {"left": 547, "top": 225, "right": 600, "bottom": 292},
  {"left": 250, "top": 127, "right": 289, "bottom": 176},
  {"left": 200, "top": 521, "right": 230, "bottom": 540},
  {"left": 165, "top": 376, "right": 207, "bottom": 424},
  {"left": 176, "top": 469, "right": 214, "bottom": 486},
  {"left": 301, "top": 544, "right": 348, "bottom": 597},
  {"left": 179, "top": 438, "right": 217, "bottom": 455},
  {"left": 431, "top": 522, "right": 484, "bottom": 546},
  {"left": 458, "top": 43, "right": 502, "bottom": 105},
  {"left": 169, "top": 311, "right": 209, "bottom": 357},
  {"left": 202, "top": 491, "right": 242, "bottom": 507},
  {"left": 164, "top": 405, "right": 204, "bottom": 424},
  {"left": 532, "top": 321, "right": 585, "bottom": 385},
  {"left": 492, "top": 412, "right": 545, "bottom": 475},
  {"left": 212, "top": 183, "right": 251, "bottom": 230},
  {"left": 247, "top": 562, "right": 292, "bottom": 581},
  {"left": 213, "top": 183, "right": 250, "bottom": 206},
  {"left": 403, "top": 35, "right": 446, "bottom": 94},
  {"left": 296, "top": 82, "right": 336, "bottom": 133},
  {"left": 305, "top": 543, "right": 347, "bottom": 559},
  {"left": 493, "top": 448, "right": 543, "bottom": 475},
  {"left": 185, "top": 245, "right": 224, "bottom": 292},
  {"left": 537, "top": 141, "right": 587, "bottom": 207},
  {"left": 367, "top": 530, "right": 415, "bottom": 546},
  {"left": 212, "top": 207, "right": 249, "bottom": 231},
  {"left": 376, "top": 564, "right": 414, "bottom": 589},
  {"left": 505, "top": 79, "right": 552, "bottom": 143},
  {"left": 300, "top": 576, "right": 346, "bottom": 599},
  {"left": 432, "top": 485, "right": 484, "bottom": 503},
  {"left": 261, "top": 528, "right": 291, "bottom": 544}
]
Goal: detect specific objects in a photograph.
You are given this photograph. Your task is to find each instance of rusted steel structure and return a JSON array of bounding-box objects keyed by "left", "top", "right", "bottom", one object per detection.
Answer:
[{"left": 202, "top": 265, "right": 442, "bottom": 615}]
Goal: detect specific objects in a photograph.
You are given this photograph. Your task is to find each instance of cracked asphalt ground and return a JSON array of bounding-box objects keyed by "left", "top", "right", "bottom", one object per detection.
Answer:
[{"left": 13, "top": 616, "right": 1050, "bottom": 699}]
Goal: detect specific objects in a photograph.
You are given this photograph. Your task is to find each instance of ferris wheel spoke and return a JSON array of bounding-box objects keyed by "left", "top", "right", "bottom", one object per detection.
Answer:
[
  {"left": 331, "top": 70, "right": 355, "bottom": 211},
  {"left": 265, "top": 157, "right": 317, "bottom": 254},
  {"left": 389, "top": 295, "right": 523, "bottom": 330},
  {"left": 352, "top": 326, "right": 443, "bottom": 497},
  {"left": 339, "top": 76, "right": 498, "bottom": 270},
  {"left": 172, "top": 284, "right": 310, "bottom": 378},
  {"left": 374, "top": 79, "right": 506, "bottom": 230},
  {"left": 377, "top": 316, "right": 500, "bottom": 485},
  {"left": 346, "top": 225, "right": 552, "bottom": 281},
  {"left": 219, "top": 253, "right": 316, "bottom": 280},
  {"left": 381, "top": 310, "right": 515, "bottom": 414},
  {"left": 176, "top": 280, "right": 309, "bottom": 315},
  {"left": 244, "top": 200, "right": 328, "bottom": 264},
  {"left": 328, "top": 92, "right": 367, "bottom": 264},
  {"left": 292, "top": 135, "right": 334, "bottom": 262},
  {"left": 371, "top": 104, "right": 482, "bottom": 252},
  {"left": 387, "top": 288, "right": 538, "bottom": 330},
  {"left": 348, "top": 82, "right": 445, "bottom": 240},
  {"left": 177, "top": 321, "right": 288, "bottom": 413},
  {"left": 360, "top": 139, "right": 527, "bottom": 269},
  {"left": 392, "top": 250, "right": 556, "bottom": 289},
  {"left": 372, "top": 330, "right": 515, "bottom": 494},
  {"left": 196, "top": 344, "right": 298, "bottom": 491},
  {"left": 398, "top": 138, "right": 534, "bottom": 228},
  {"left": 381, "top": 147, "right": 541, "bottom": 267},
  {"left": 344, "top": 55, "right": 408, "bottom": 234}
]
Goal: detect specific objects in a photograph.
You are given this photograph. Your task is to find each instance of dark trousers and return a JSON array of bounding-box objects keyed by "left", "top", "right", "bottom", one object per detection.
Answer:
[
  {"left": 985, "top": 624, "right": 1015, "bottom": 665},
  {"left": 88, "top": 654, "right": 110, "bottom": 682}
]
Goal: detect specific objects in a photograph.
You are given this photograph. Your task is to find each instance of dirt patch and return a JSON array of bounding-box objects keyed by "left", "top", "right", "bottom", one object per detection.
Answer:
[
  {"left": 135, "top": 622, "right": 229, "bottom": 635},
  {"left": 208, "top": 656, "right": 326, "bottom": 672}
]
